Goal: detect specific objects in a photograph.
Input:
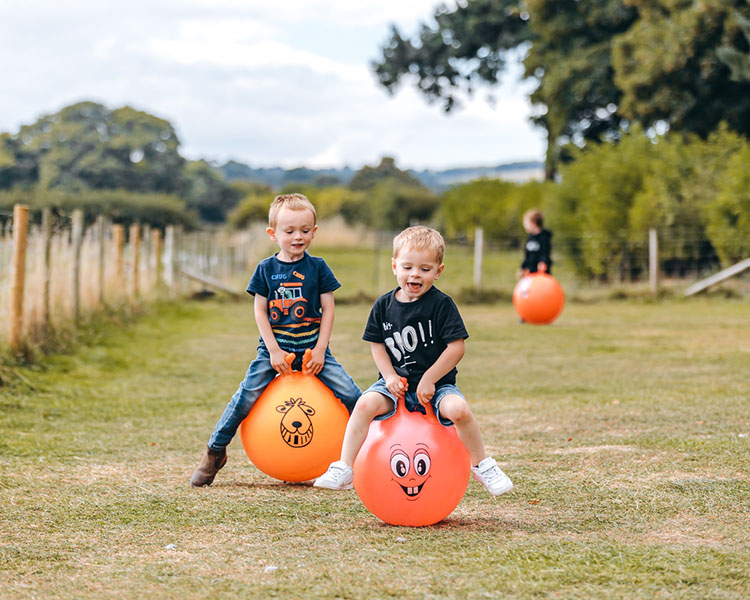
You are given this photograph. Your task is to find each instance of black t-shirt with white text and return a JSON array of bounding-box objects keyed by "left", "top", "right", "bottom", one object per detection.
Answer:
[
  {"left": 363, "top": 286, "right": 469, "bottom": 391},
  {"left": 521, "top": 228, "right": 552, "bottom": 273}
]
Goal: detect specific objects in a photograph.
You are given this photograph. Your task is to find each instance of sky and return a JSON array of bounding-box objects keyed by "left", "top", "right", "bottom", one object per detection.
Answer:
[{"left": 0, "top": 0, "right": 546, "bottom": 171}]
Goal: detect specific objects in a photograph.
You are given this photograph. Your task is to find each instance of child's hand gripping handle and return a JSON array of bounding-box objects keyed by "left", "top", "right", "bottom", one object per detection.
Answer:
[
  {"left": 280, "top": 349, "right": 316, "bottom": 376},
  {"left": 280, "top": 352, "right": 295, "bottom": 376},
  {"left": 301, "top": 348, "right": 313, "bottom": 377},
  {"left": 397, "top": 377, "right": 408, "bottom": 399},
  {"left": 394, "top": 376, "right": 408, "bottom": 412}
]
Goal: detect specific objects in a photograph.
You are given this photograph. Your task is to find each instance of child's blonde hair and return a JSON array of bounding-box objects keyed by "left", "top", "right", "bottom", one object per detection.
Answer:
[
  {"left": 393, "top": 226, "right": 445, "bottom": 264},
  {"left": 268, "top": 193, "right": 317, "bottom": 228}
]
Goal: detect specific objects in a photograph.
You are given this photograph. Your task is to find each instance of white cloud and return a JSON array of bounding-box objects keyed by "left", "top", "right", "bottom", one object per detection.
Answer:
[
  {"left": 0, "top": 0, "right": 545, "bottom": 170},
  {"left": 191, "top": 0, "right": 453, "bottom": 27}
]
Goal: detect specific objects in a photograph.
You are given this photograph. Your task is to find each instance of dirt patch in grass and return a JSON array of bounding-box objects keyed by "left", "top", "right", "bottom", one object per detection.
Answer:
[
  {"left": 640, "top": 513, "right": 749, "bottom": 549},
  {"left": 551, "top": 444, "right": 639, "bottom": 455}
]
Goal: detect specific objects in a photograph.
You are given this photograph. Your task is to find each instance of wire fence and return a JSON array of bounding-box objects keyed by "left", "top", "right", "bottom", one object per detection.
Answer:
[
  {"left": 2, "top": 206, "right": 747, "bottom": 356},
  {"left": 0, "top": 205, "right": 268, "bottom": 354}
]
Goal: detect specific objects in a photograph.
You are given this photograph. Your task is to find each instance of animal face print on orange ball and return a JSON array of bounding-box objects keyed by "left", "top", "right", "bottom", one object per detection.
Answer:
[
  {"left": 240, "top": 350, "right": 349, "bottom": 482},
  {"left": 276, "top": 397, "right": 315, "bottom": 448}
]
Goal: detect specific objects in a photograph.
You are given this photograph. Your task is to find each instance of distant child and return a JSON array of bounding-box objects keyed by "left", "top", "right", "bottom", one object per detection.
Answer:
[
  {"left": 518, "top": 209, "right": 552, "bottom": 278},
  {"left": 314, "top": 226, "right": 513, "bottom": 496},
  {"left": 190, "top": 193, "right": 361, "bottom": 486}
]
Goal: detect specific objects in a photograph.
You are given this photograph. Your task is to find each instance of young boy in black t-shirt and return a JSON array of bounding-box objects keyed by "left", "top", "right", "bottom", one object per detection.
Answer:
[
  {"left": 315, "top": 226, "right": 513, "bottom": 496},
  {"left": 190, "top": 194, "right": 361, "bottom": 487}
]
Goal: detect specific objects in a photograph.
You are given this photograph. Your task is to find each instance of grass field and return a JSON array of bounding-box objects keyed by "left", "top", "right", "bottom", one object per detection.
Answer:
[{"left": 1, "top": 293, "right": 749, "bottom": 598}]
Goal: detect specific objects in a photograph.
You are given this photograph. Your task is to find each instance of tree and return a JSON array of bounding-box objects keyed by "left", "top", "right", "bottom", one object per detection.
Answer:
[
  {"left": 717, "top": 10, "right": 750, "bottom": 82},
  {"left": 373, "top": 0, "right": 750, "bottom": 177},
  {"left": 548, "top": 125, "right": 749, "bottom": 279},
  {"left": 551, "top": 127, "right": 656, "bottom": 280},
  {"left": 348, "top": 156, "right": 423, "bottom": 191},
  {"left": 344, "top": 157, "right": 438, "bottom": 230},
  {"left": 704, "top": 142, "right": 750, "bottom": 266},
  {"left": 612, "top": 0, "right": 750, "bottom": 139},
  {"left": 373, "top": 0, "right": 636, "bottom": 179},
  {"left": 374, "top": 1, "right": 531, "bottom": 112},
  {"left": 227, "top": 181, "right": 274, "bottom": 229},
  {"left": 0, "top": 133, "right": 37, "bottom": 189},
  {"left": 440, "top": 179, "right": 519, "bottom": 241},
  {"left": 524, "top": 0, "right": 637, "bottom": 176},
  {"left": 13, "top": 101, "right": 185, "bottom": 193},
  {"left": 182, "top": 160, "right": 236, "bottom": 223}
]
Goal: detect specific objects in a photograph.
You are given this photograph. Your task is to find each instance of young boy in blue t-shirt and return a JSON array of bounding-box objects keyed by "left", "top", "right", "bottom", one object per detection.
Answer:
[{"left": 190, "top": 193, "right": 361, "bottom": 486}]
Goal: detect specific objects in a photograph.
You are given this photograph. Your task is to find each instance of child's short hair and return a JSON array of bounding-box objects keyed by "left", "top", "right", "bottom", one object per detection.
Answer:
[
  {"left": 523, "top": 209, "right": 543, "bottom": 228},
  {"left": 393, "top": 226, "right": 445, "bottom": 264},
  {"left": 268, "top": 193, "right": 317, "bottom": 228}
]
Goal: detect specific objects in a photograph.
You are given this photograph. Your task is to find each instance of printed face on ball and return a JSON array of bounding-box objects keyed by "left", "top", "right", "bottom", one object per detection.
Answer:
[{"left": 389, "top": 443, "right": 432, "bottom": 501}]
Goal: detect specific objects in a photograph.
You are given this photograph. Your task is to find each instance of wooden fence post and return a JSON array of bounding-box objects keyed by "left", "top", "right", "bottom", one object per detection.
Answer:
[
  {"left": 473, "top": 226, "right": 484, "bottom": 291},
  {"left": 142, "top": 224, "right": 151, "bottom": 292},
  {"left": 41, "top": 208, "right": 52, "bottom": 334},
  {"left": 96, "top": 215, "right": 105, "bottom": 307},
  {"left": 372, "top": 233, "right": 382, "bottom": 294},
  {"left": 112, "top": 224, "right": 124, "bottom": 304},
  {"left": 649, "top": 228, "right": 659, "bottom": 294},
  {"left": 164, "top": 225, "right": 175, "bottom": 293},
  {"left": 71, "top": 209, "right": 84, "bottom": 324},
  {"left": 8, "top": 204, "right": 29, "bottom": 353},
  {"left": 153, "top": 228, "right": 163, "bottom": 291},
  {"left": 129, "top": 223, "right": 140, "bottom": 302}
]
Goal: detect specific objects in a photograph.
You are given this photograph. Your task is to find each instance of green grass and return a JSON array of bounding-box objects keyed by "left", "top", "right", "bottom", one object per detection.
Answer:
[{"left": 1, "top": 296, "right": 749, "bottom": 598}]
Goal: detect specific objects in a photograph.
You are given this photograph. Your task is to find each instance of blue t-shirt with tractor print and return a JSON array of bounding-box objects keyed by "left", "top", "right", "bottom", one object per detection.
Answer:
[{"left": 247, "top": 252, "right": 340, "bottom": 351}]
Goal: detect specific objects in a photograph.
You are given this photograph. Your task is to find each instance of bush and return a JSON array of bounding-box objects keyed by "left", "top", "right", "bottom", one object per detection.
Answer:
[
  {"left": 340, "top": 181, "right": 437, "bottom": 231},
  {"left": 440, "top": 179, "right": 554, "bottom": 246},
  {"left": 547, "top": 125, "right": 750, "bottom": 280},
  {"left": 0, "top": 188, "right": 196, "bottom": 229},
  {"left": 227, "top": 190, "right": 271, "bottom": 229},
  {"left": 705, "top": 144, "right": 750, "bottom": 265},
  {"left": 551, "top": 128, "right": 655, "bottom": 280}
]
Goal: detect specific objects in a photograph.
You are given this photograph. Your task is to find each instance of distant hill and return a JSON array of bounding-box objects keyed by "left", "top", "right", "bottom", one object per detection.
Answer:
[
  {"left": 410, "top": 161, "right": 545, "bottom": 190},
  {"left": 216, "top": 160, "right": 544, "bottom": 192}
]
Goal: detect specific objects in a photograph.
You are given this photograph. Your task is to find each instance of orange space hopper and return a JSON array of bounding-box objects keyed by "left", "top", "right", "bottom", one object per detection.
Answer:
[{"left": 268, "top": 282, "right": 308, "bottom": 323}]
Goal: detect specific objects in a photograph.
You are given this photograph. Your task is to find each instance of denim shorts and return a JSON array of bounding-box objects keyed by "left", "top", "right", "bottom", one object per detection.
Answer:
[{"left": 364, "top": 378, "right": 464, "bottom": 427}]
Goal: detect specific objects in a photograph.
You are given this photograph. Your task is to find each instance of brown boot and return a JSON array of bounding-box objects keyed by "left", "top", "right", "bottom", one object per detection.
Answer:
[{"left": 190, "top": 446, "right": 227, "bottom": 487}]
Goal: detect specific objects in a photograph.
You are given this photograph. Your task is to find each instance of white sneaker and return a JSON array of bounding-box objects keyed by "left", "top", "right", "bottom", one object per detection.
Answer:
[
  {"left": 471, "top": 457, "right": 513, "bottom": 496},
  {"left": 313, "top": 461, "right": 354, "bottom": 490}
]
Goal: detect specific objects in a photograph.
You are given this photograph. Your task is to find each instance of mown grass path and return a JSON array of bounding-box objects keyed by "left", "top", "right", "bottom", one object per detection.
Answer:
[{"left": 1, "top": 298, "right": 749, "bottom": 598}]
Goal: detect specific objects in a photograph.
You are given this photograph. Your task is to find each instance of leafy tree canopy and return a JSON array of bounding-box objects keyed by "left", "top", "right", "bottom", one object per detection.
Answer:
[
  {"left": 183, "top": 159, "right": 239, "bottom": 223},
  {"left": 373, "top": 0, "right": 749, "bottom": 177},
  {"left": 440, "top": 178, "right": 551, "bottom": 245},
  {"left": 343, "top": 157, "right": 438, "bottom": 230},
  {"left": 0, "top": 101, "right": 243, "bottom": 225},
  {"left": 612, "top": 0, "right": 750, "bottom": 138},
  {"left": 14, "top": 101, "right": 185, "bottom": 193},
  {"left": 348, "top": 156, "right": 424, "bottom": 191}
]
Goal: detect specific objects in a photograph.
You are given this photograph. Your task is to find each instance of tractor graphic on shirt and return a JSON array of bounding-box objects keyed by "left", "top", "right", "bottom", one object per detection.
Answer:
[{"left": 269, "top": 282, "right": 307, "bottom": 323}]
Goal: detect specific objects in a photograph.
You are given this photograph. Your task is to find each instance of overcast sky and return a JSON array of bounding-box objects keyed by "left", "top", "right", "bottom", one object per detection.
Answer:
[{"left": 1, "top": 0, "right": 546, "bottom": 171}]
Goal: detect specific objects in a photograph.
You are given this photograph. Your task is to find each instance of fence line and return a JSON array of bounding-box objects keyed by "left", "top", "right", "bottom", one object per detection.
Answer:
[{"left": 1, "top": 205, "right": 268, "bottom": 355}]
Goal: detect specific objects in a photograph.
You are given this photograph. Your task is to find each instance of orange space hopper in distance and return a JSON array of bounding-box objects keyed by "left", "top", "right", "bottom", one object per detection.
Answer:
[{"left": 268, "top": 282, "right": 308, "bottom": 322}]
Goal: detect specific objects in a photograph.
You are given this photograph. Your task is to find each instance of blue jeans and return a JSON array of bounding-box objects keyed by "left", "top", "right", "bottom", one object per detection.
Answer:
[
  {"left": 208, "top": 346, "right": 362, "bottom": 450},
  {"left": 364, "top": 378, "right": 464, "bottom": 427}
]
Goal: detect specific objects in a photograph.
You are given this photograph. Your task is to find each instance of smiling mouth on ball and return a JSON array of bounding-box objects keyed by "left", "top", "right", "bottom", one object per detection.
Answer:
[{"left": 399, "top": 482, "right": 425, "bottom": 497}]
